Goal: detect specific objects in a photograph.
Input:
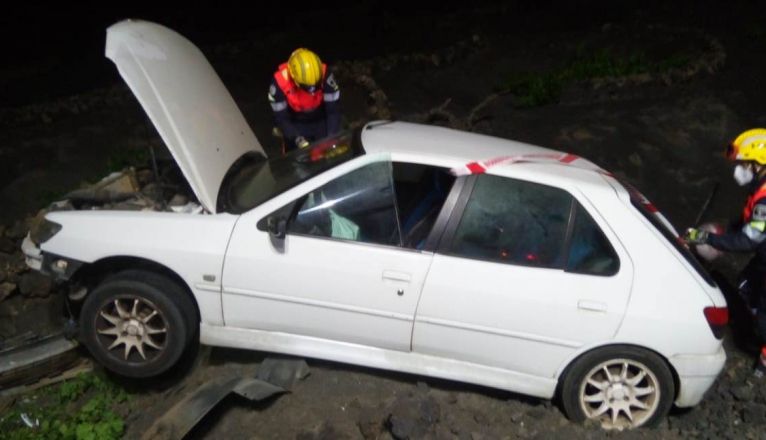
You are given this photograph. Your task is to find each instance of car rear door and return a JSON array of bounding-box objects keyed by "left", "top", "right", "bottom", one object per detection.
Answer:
[
  {"left": 222, "top": 158, "right": 436, "bottom": 351},
  {"left": 412, "top": 173, "right": 633, "bottom": 378}
]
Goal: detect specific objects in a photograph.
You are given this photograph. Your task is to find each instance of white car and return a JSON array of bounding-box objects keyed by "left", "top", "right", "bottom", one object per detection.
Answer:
[{"left": 22, "top": 20, "right": 727, "bottom": 430}]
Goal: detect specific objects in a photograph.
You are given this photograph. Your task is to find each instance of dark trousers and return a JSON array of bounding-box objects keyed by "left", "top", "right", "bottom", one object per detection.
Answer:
[
  {"left": 283, "top": 118, "right": 328, "bottom": 153},
  {"left": 740, "top": 257, "right": 766, "bottom": 343}
]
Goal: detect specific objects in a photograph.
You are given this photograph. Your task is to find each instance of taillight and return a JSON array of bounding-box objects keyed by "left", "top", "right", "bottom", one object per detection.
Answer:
[{"left": 703, "top": 306, "right": 728, "bottom": 339}]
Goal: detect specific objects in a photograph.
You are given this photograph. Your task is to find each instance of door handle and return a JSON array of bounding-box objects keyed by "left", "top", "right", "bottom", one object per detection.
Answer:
[
  {"left": 382, "top": 270, "right": 411, "bottom": 283},
  {"left": 577, "top": 300, "right": 607, "bottom": 313}
]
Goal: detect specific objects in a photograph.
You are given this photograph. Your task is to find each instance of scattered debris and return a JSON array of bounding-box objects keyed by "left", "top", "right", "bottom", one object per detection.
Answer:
[
  {"left": 256, "top": 357, "right": 311, "bottom": 390},
  {"left": 0, "top": 333, "right": 80, "bottom": 392},
  {"left": 63, "top": 168, "right": 140, "bottom": 204},
  {"left": 0, "top": 359, "right": 92, "bottom": 398},
  {"left": 20, "top": 412, "right": 39, "bottom": 428}
]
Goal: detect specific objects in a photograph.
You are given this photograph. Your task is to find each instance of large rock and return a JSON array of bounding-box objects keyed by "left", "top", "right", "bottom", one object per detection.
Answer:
[
  {"left": 731, "top": 385, "right": 754, "bottom": 402},
  {"left": 356, "top": 407, "right": 385, "bottom": 439},
  {"left": 387, "top": 395, "right": 441, "bottom": 439},
  {"left": 0, "top": 237, "right": 16, "bottom": 254},
  {"left": 0, "top": 282, "right": 16, "bottom": 302},
  {"left": 18, "top": 272, "right": 53, "bottom": 298},
  {"left": 6, "top": 220, "right": 29, "bottom": 240},
  {"left": 742, "top": 403, "right": 766, "bottom": 424}
]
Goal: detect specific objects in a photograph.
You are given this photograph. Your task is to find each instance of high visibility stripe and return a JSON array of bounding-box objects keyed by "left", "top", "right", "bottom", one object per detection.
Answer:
[
  {"left": 451, "top": 152, "right": 601, "bottom": 176},
  {"left": 323, "top": 91, "right": 340, "bottom": 102},
  {"left": 270, "top": 101, "right": 288, "bottom": 111},
  {"left": 560, "top": 153, "right": 578, "bottom": 163},
  {"left": 751, "top": 220, "right": 766, "bottom": 232},
  {"left": 743, "top": 223, "right": 766, "bottom": 242},
  {"left": 466, "top": 162, "right": 486, "bottom": 174}
]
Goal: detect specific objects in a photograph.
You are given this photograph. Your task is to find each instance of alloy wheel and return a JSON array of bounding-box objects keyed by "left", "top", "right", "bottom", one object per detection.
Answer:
[
  {"left": 578, "top": 358, "right": 660, "bottom": 430},
  {"left": 95, "top": 296, "right": 169, "bottom": 362}
]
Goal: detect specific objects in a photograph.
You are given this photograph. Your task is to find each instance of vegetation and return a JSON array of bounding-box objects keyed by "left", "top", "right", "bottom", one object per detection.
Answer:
[
  {"left": 0, "top": 373, "right": 129, "bottom": 440},
  {"left": 505, "top": 48, "right": 691, "bottom": 107}
]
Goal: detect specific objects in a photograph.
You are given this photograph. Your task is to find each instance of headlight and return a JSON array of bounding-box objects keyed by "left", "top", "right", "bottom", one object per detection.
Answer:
[{"left": 29, "top": 219, "right": 62, "bottom": 245}]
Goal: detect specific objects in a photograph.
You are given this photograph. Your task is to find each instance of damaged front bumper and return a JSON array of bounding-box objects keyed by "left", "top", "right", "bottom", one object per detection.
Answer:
[{"left": 21, "top": 234, "right": 83, "bottom": 281}]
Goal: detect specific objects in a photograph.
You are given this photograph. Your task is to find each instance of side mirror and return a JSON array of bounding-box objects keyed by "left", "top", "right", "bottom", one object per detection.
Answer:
[{"left": 266, "top": 216, "right": 287, "bottom": 239}]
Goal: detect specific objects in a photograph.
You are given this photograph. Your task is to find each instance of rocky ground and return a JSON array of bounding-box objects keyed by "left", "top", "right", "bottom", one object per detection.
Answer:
[{"left": 4, "top": 1, "right": 766, "bottom": 438}]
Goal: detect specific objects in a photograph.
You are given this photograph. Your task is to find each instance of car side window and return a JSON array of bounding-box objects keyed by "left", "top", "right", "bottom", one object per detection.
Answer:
[
  {"left": 288, "top": 161, "right": 401, "bottom": 246},
  {"left": 449, "top": 174, "right": 572, "bottom": 268},
  {"left": 566, "top": 202, "right": 620, "bottom": 276}
]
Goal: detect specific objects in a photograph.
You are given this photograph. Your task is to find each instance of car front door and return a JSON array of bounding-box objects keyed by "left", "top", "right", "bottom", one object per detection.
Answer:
[
  {"left": 222, "top": 158, "right": 435, "bottom": 351},
  {"left": 412, "top": 173, "right": 633, "bottom": 378}
]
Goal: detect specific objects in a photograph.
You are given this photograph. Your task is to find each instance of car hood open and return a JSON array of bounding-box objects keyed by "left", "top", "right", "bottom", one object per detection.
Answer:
[{"left": 106, "top": 19, "right": 265, "bottom": 213}]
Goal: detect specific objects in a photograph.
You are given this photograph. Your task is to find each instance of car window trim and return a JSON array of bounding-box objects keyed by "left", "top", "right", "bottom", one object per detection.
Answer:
[
  {"left": 286, "top": 230, "right": 435, "bottom": 254},
  {"left": 559, "top": 198, "right": 577, "bottom": 270},
  {"left": 435, "top": 174, "right": 479, "bottom": 254},
  {"left": 419, "top": 175, "right": 470, "bottom": 252},
  {"left": 389, "top": 161, "right": 405, "bottom": 247}
]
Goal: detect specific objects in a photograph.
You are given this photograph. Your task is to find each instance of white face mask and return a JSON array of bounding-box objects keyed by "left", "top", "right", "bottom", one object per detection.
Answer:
[{"left": 734, "top": 164, "right": 754, "bottom": 186}]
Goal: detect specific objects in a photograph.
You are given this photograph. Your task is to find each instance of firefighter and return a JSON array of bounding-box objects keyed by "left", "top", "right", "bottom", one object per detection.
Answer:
[
  {"left": 268, "top": 48, "right": 341, "bottom": 153},
  {"left": 685, "top": 128, "right": 766, "bottom": 376}
]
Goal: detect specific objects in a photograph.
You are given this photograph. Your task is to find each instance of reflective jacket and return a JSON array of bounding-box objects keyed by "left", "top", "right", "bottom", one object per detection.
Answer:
[{"left": 273, "top": 63, "right": 326, "bottom": 112}]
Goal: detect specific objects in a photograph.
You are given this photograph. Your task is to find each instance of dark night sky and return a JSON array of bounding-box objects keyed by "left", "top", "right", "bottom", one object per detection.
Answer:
[{"left": 0, "top": 0, "right": 758, "bottom": 106}]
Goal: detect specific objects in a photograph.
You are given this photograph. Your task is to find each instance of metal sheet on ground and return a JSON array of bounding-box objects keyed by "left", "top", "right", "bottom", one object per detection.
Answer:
[
  {"left": 0, "top": 333, "right": 80, "bottom": 391},
  {"left": 141, "top": 358, "right": 310, "bottom": 440}
]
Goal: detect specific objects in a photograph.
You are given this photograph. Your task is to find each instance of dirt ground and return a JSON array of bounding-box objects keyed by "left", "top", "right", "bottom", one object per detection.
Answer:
[{"left": 4, "top": 1, "right": 766, "bottom": 438}]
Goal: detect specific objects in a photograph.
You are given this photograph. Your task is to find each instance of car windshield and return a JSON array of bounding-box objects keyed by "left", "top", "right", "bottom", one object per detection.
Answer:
[{"left": 219, "top": 130, "right": 364, "bottom": 214}]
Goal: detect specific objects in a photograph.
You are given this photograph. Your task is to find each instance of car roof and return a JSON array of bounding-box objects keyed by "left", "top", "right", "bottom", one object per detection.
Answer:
[
  {"left": 361, "top": 121, "right": 559, "bottom": 165},
  {"left": 360, "top": 121, "right": 616, "bottom": 191}
]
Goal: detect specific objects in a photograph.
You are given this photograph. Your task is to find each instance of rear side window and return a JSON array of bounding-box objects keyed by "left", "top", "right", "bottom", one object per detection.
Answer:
[
  {"left": 449, "top": 174, "right": 571, "bottom": 268},
  {"left": 567, "top": 202, "right": 620, "bottom": 275},
  {"left": 446, "top": 174, "right": 620, "bottom": 276}
]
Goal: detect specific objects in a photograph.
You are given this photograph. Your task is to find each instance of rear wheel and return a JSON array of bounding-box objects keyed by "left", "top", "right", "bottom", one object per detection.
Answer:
[
  {"left": 80, "top": 270, "right": 195, "bottom": 378},
  {"left": 560, "top": 346, "right": 674, "bottom": 430}
]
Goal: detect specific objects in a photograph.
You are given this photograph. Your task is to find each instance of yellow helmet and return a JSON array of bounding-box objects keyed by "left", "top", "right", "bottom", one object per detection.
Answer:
[
  {"left": 287, "top": 48, "right": 323, "bottom": 87},
  {"left": 728, "top": 128, "right": 766, "bottom": 164}
]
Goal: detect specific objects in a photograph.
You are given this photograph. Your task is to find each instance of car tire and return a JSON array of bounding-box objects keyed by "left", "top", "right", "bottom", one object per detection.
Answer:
[
  {"left": 80, "top": 270, "right": 195, "bottom": 378},
  {"left": 559, "top": 345, "right": 675, "bottom": 430},
  {"left": 105, "top": 270, "right": 199, "bottom": 345}
]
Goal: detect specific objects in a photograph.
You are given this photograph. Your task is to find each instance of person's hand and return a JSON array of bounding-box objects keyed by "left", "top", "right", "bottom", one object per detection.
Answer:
[
  {"left": 295, "top": 136, "right": 310, "bottom": 149},
  {"left": 684, "top": 227, "right": 709, "bottom": 244}
]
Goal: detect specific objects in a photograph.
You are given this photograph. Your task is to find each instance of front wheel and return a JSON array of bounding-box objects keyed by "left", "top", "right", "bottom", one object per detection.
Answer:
[
  {"left": 559, "top": 346, "right": 675, "bottom": 430},
  {"left": 80, "top": 271, "right": 194, "bottom": 378}
]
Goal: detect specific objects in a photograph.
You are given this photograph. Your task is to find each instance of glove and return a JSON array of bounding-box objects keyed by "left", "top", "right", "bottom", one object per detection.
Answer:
[
  {"left": 684, "top": 227, "right": 709, "bottom": 245},
  {"left": 295, "top": 136, "right": 310, "bottom": 149}
]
